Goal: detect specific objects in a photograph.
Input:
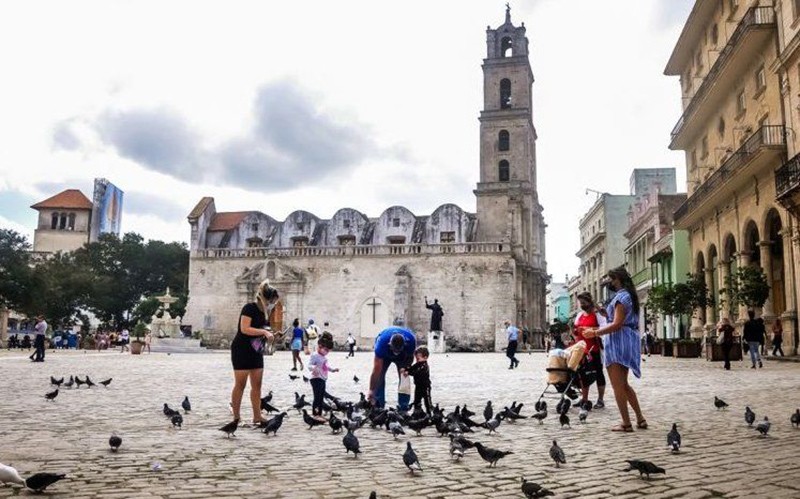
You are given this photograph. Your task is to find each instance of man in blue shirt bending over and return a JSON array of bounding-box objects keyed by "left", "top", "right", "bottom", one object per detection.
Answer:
[{"left": 368, "top": 319, "right": 416, "bottom": 411}]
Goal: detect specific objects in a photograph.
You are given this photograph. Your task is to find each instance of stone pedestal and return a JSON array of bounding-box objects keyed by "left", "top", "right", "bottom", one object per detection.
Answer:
[
  {"left": 149, "top": 337, "right": 207, "bottom": 354},
  {"left": 427, "top": 331, "right": 446, "bottom": 353}
]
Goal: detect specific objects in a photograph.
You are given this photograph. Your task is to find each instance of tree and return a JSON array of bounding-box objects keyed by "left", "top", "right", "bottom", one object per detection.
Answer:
[
  {"left": 22, "top": 252, "right": 92, "bottom": 328},
  {"left": 0, "top": 229, "right": 34, "bottom": 311},
  {"left": 722, "top": 265, "right": 770, "bottom": 310},
  {"left": 646, "top": 274, "right": 710, "bottom": 339}
]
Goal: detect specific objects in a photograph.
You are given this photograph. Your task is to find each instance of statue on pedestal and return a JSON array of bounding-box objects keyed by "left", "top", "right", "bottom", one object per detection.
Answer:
[{"left": 425, "top": 296, "right": 444, "bottom": 332}]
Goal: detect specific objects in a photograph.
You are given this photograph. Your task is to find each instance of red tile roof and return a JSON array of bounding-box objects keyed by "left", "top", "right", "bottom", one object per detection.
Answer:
[
  {"left": 208, "top": 211, "right": 251, "bottom": 231},
  {"left": 31, "top": 189, "right": 93, "bottom": 210}
]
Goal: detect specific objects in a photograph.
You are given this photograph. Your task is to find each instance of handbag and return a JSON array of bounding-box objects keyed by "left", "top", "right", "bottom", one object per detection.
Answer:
[
  {"left": 250, "top": 337, "right": 265, "bottom": 354},
  {"left": 716, "top": 333, "right": 725, "bottom": 345}
]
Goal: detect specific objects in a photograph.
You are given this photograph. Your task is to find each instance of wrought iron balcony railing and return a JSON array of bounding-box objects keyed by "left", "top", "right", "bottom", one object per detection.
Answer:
[{"left": 776, "top": 151, "right": 800, "bottom": 201}]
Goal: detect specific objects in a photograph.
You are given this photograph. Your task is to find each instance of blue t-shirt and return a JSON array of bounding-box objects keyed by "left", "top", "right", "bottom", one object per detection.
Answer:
[
  {"left": 374, "top": 327, "right": 416, "bottom": 363},
  {"left": 292, "top": 327, "right": 305, "bottom": 341}
]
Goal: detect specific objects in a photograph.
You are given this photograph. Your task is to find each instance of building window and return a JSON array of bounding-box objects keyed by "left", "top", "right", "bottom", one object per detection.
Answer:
[
  {"left": 710, "top": 24, "right": 718, "bottom": 45},
  {"left": 498, "top": 130, "right": 510, "bottom": 151},
  {"left": 338, "top": 235, "right": 356, "bottom": 246},
  {"left": 251, "top": 223, "right": 259, "bottom": 232},
  {"left": 700, "top": 136, "right": 708, "bottom": 159},
  {"left": 498, "top": 160, "right": 510, "bottom": 182},
  {"left": 717, "top": 117, "right": 726, "bottom": 137},
  {"left": 440, "top": 231, "right": 455, "bottom": 243},
  {"left": 50, "top": 213, "right": 58, "bottom": 229},
  {"left": 755, "top": 66, "right": 766, "bottom": 93},
  {"left": 292, "top": 237, "right": 308, "bottom": 247},
  {"left": 342, "top": 219, "right": 351, "bottom": 229},
  {"left": 500, "top": 78, "right": 512, "bottom": 109},
  {"left": 736, "top": 90, "right": 746, "bottom": 116},
  {"left": 392, "top": 217, "right": 400, "bottom": 228},
  {"left": 500, "top": 36, "right": 512, "bottom": 57},
  {"left": 387, "top": 236, "right": 405, "bottom": 245},
  {"left": 246, "top": 237, "right": 263, "bottom": 248},
  {"left": 296, "top": 222, "right": 304, "bottom": 231}
]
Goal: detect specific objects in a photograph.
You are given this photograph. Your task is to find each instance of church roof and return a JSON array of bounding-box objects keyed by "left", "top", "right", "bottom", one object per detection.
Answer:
[
  {"left": 188, "top": 197, "right": 214, "bottom": 221},
  {"left": 208, "top": 211, "right": 252, "bottom": 231},
  {"left": 31, "top": 189, "right": 93, "bottom": 211}
]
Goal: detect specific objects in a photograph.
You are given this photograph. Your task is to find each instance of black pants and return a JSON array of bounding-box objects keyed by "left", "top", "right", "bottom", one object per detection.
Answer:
[
  {"left": 722, "top": 343, "right": 732, "bottom": 370},
  {"left": 506, "top": 340, "right": 518, "bottom": 367},
  {"left": 348, "top": 344, "right": 355, "bottom": 357},
  {"left": 412, "top": 384, "right": 432, "bottom": 415},
  {"left": 33, "top": 335, "right": 45, "bottom": 361},
  {"left": 310, "top": 378, "right": 326, "bottom": 416},
  {"left": 773, "top": 340, "right": 784, "bottom": 356}
]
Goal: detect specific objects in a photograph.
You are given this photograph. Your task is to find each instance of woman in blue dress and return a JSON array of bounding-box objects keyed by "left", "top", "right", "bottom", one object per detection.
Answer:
[{"left": 585, "top": 266, "right": 647, "bottom": 432}]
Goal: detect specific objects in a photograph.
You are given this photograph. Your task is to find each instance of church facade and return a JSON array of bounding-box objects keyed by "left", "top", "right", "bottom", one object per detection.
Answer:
[{"left": 184, "top": 9, "right": 548, "bottom": 350}]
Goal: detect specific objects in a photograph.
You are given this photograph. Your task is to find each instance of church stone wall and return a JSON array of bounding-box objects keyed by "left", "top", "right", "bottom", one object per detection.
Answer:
[{"left": 185, "top": 252, "right": 518, "bottom": 352}]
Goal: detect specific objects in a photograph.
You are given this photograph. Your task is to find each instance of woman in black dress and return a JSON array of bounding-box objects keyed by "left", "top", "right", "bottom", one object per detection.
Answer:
[{"left": 230, "top": 279, "right": 279, "bottom": 425}]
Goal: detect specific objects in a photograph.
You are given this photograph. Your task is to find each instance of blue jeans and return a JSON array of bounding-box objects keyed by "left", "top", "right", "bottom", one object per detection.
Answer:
[
  {"left": 748, "top": 341, "right": 761, "bottom": 366},
  {"left": 373, "top": 359, "right": 411, "bottom": 411}
]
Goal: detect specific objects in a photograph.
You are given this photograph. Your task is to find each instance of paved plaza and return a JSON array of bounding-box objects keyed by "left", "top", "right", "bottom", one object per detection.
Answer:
[{"left": 0, "top": 348, "right": 798, "bottom": 498}]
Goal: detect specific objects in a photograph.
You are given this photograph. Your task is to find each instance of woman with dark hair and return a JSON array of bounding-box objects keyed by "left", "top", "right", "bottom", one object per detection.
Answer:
[
  {"left": 572, "top": 292, "right": 607, "bottom": 409},
  {"left": 290, "top": 318, "right": 305, "bottom": 371},
  {"left": 584, "top": 267, "right": 646, "bottom": 432},
  {"left": 230, "top": 279, "right": 279, "bottom": 427}
]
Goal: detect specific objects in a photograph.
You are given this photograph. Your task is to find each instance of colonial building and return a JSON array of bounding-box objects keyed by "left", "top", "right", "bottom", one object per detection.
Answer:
[
  {"left": 545, "top": 281, "right": 569, "bottom": 324},
  {"left": 666, "top": 0, "right": 797, "bottom": 353},
  {"left": 30, "top": 189, "right": 93, "bottom": 254},
  {"left": 184, "top": 7, "right": 548, "bottom": 350}
]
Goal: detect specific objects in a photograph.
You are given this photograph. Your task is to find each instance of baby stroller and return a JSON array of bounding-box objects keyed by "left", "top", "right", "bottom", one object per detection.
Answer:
[{"left": 535, "top": 341, "right": 599, "bottom": 413}]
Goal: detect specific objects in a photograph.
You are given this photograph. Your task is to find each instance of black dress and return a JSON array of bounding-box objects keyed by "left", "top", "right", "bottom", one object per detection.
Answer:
[{"left": 231, "top": 302, "right": 268, "bottom": 370}]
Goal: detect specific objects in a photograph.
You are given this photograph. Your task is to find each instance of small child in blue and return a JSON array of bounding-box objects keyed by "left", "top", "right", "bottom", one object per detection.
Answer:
[{"left": 308, "top": 332, "right": 338, "bottom": 422}]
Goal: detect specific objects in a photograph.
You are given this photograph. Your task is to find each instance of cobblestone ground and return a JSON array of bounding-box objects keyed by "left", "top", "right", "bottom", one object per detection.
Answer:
[{"left": 0, "top": 348, "right": 798, "bottom": 498}]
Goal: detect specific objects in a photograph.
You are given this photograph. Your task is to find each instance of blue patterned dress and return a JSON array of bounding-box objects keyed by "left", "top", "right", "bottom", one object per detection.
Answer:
[{"left": 603, "top": 289, "right": 641, "bottom": 378}]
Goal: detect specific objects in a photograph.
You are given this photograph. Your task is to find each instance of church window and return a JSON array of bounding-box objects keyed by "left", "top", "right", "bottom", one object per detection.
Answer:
[
  {"left": 67, "top": 213, "right": 76, "bottom": 230},
  {"left": 500, "top": 36, "right": 512, "bottom": 57},
  {"left": 251, "top": 223, "right": 259, "bottom": 232},
  {"left": 50, "top": 213, "right": 58, "bottom": 229},
  {"left": 498, "top": 130, "right": 510, "bottom": 151},
  {"left": 343, "top": 219, "right": 351, "bottom": 229},
  {"left": 500, "top": 79, "right": 512, "bottom": 109},
  {"left": 392, "top": 217, "right": 400, "bottom": 227},
  {"left": 498, "top": 160, "right": 510, "bottom": 182},
  {"left": 338, "top": 235, "right": 356, "bottom": 246},
  {"left": 440, "top": 231, "right": 455, "bottom": 243},
  {"left": 292, "top": 237, "right": 308, "bottom": 247},
  {"left": 296, "top": 222, "right": 304, "bottom": 231},
  {"left": 387, "top": 236, "right": 405, "bottom": 245},
  {"left": 246, "top": 237, "right": 263, "bottom": 248},
  {"left": 266, "top": 261, "right": 276, "bottom": 279}
]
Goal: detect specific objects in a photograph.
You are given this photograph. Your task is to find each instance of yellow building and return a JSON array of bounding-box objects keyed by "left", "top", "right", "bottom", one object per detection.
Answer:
[{"left": 666, "top": 0, "right": 797, "bottom": 354}]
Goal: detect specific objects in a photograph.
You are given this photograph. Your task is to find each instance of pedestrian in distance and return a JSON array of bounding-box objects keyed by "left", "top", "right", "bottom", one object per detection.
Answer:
[
  {"left": 346, "top": 332, "right": 356, "bottom": 357},
  {"left": 119, "top": 328, "right": 130, "bottom": 353},
  {"left": 306, "top": 319, "right": 320, "bottom": 355},
  {"left": 772, "top": 319, "right": 784, "bottom": 357},
  {"left": 717, "top": 317, "right": 735, "bottom": 370},
  {"left": 31, "top": 315, "right": 47, "bottom": 363},
  {"left": 505, "top": 320, "right": 520, "bottom": 369},
  {"left": 743, "top": 310, "right": 764, "bottom": 369},
  {"left": 290, "top": 318, "right": 305, "bottom": 371}
]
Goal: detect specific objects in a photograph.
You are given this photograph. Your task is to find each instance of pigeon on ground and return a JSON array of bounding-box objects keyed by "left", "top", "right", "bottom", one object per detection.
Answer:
[
  {"left": 289, "top": 374, "right": 299, "bottom": 381},
  {"left": 24, "top": 473, "right": 66, "bottom": 493},
  {"left": 182, "top": 396, "right": 191, "bottom": 413},
  {"left": 163, "top": 404, "right": 179, "bottom": 417},
  {"left": 403, "top": 442, "right": 422, "bottom": 473},
  {"left": 343, "top": 428, "right": 360, "bottom": 457},
  {"left": 369, "top": 492, "right": 376, "bottom": 499},
  {"left": 510, "top": 402, "right": 525, "bottom": 415},
  {"left": 625, "top": 460, "right": 666, "bottom": 479},
  {"left": 667, "top": 423, "right": 681, "bottom": 452},
  {"left": 450, "top": 434, "right": 476, "bottom": 450},
  {"left": 263, "top": 412, "right": 288, "bottom": 436},
  {"left": 353, "top": 375, "right": 359, "bottom": 383},
  {"left": 755, "top": 416, "right": 770, "bottom": 437},
  {"left": 481, "top": 415, "right": 502, "bottom": 434},
  {"left": 521, "top": 477, "right": 554, "bottom": 498},
  {"left": 302, "top": 375, "right": 309, "bottom": 383},
  {"left": 461, "top": 405, "right": 476, "bottom": 419},
  {"left": 534, "top": 399, "right": 547, "bottom": 412},
  {"left": 219, "top": 419, "right": 240, "bottom": 437},
  {"left": 74, "top": 376, "right": 85, "bottom": 388},
  {"left": 407, "top": 417, "right": 430, "bottom": 436},
  {"left": 44, "top": 388, "right": 59, "bottom": 401},
  {"left": 549, "top": 440, "right": 566, "bottom": 468},
  {"left": 85, "top": 376, "right": 96, "bottom": 388},
  {"left": 556, "top": 398, "right": 571, "bottom": 415},
  {"left": 303, "top": 409, "right": 326, "bottom": 429},
  {"left": 293, "top": 394, "right": 309, "bottom": 413},
  {"left": 99, "top": 378, "right": 113, "bottom": 387},
  {"left": 50, "top": 376, "right": 63, "bottom": 387},
  {"left": 261, "top": 398, "right": 280, "bottom": 414},
  {"left": 329, "top": 413, "right": 343, "bottom": 434},
  {"left": 389, "top": 421, "right": 405, "bottom": 439},
  {"left": 0, "top": 462, "right": 25, "bottom": 486},
  {"left": 714, "top": 396, "right": 728, "bottom": 410},
  {"left": 109, "top": 435, "right": 122, "bottom": 452},
  {"left": 63, "top": 376, "right": 74, "bottom": 388},
  {"left": 578, "top": 407, "right": 588, "bottom": 424},
  {"left": 559, "top": 413, "right": 571, "bottom": 429},
  {"left": 474, "top": 442, "right": 513, "bottom": 467},
  {"left": 262, "top": 391, "right": 273, "bottom": 403},
  {"left": 449, "top": 437, "right": 465, "bottom": 460},
  {"left": 745, "top": 406, "right": 755, "bottom": 426},
  {"left": 171, "top": 413, "right": 183, "bottom": 428},
  {"left": 532, "top": 409, "right": 548, "bottom": 425},
  {"left": 792, "top": 409, "right": 800, "bottom": 428},
  {"left": 502, "top": 407, "right": 527, "bottom": 421},
  {"left": 483, "top": 401, "right": 493, "bottom": 422}
]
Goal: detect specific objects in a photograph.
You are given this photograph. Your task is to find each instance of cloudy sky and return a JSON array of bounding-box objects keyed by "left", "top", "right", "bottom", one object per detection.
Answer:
[{"left": 0, "top": 0, "right": 692, "bottom": 280}]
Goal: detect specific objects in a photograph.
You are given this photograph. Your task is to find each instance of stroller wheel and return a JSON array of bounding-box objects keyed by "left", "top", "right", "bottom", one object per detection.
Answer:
[{"left": 556, "top": 397, "right": 572, "bottom": 415}]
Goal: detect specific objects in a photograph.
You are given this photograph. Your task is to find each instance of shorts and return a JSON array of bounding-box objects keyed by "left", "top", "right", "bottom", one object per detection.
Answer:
[
  {"left": 231, "top": 335, "right": 264, "bottom": 370},
  {"left": 291, "top": 338, "right": 303, "bottom": 351}
]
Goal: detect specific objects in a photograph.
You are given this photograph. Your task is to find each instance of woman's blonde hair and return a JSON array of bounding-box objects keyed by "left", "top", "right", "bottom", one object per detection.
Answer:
[{"left": 254, "top": 279, "right": 279, "bottom": 312}]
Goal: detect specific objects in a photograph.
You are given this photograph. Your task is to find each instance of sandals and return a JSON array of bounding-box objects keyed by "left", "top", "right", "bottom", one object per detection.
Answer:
[
  {"left": 612, "top": 424, "right": 634, "bottom": 432},
  {"left": 637, "top": 419, "right": 648, "bottom": 430}
]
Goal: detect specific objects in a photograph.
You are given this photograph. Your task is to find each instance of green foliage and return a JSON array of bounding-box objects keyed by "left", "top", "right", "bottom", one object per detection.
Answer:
[
  {"left": 133, "top": 321, "right": 148, "bottom": 340},
  {"left": 722, "top": 265, "right": 770, "bottom": 309},
  {"left": 23, "top": 252, "right": 93, "bottom": 328},
  {"left": 0, "top": 229, "right": 34, "bottom": 310}
]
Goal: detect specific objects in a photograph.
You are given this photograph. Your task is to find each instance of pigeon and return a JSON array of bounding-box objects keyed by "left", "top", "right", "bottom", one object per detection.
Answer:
[
  {"left": 50, "top": 376, "right": 63, "bottom": 387},
  {"left": 473, "top": 442, "right": 513, "bottom": 467},
  {"left": 289, "top": 374, "right": 299, "bottom": 381},
  {"left": 261, "top": 398, "right": 280, "bottom": 414},
  {"left": 302, "top": 375, "right": 309, "bottom": 383},
  {"left": 329, "top": 413, "right": 344, "bottom": 434},
  {"left": 99, "top": 378, "right": 113, "bottom": 387},
  {"left": 534, "top": 399, "right": 547, "bottom": 412},
  {"left": 171, "top": 413, "right": 183, "bottom": 428},
  {"left": 44, "top": 388, "right": 59, "bottom": 401},
  {"left": 502, "top": 406, "right": 527, "bottom": 421},
  {"left": 714, "top": 396, "right": 728, "bottom": 410},
  {"left": 449, "top": 436, "right": 465, "bottom": 460},
  {"left": 262, "top": 390, "right": 273, "bottom": 403},
  {"left": 792, "top": 409, "right": 800, "bottom": 428},
  {"left": 163, "top": 403, "right": 179, "bottom": 417},
  {"left": 74, "top": 376, "right": 85, "bottom": 388},
  {"left": 63, "top": 376, "right": 74, "bottom": 388},
  {"left": 293, "top": 394, "right": 309, "bottom": 413},
  {"left": 745, "top": 406, "right": 756, "bottom": 426},
  {"left": 532, "top": 409, "right": 548, "bottom": 424},
  {"left": 755, "top": 416, "right": 770, "bottom": 437},
  {"left": 403, "top": 442, "right": 422, "bottom": 472},
  {"left": 353, "top": 375, "right": 360, "bottom": 383},
  {"left": 24, "top": 473, "right": 67, "bottom": 493},
  {"left": 667, "top": 423, "right": 681, "bottom": 452},
  {"left": 556, "top": 398, "right": 571, "bottom": 415},
  {"left": 85, "top": 376, "right": 96, "bottom": 388},
  {"left": 0, "top": 462, "right": 25, "bottom": 486},
  {"left": 549, "top": 440, "right": 566, "bottom": 468},
  {"left": 389, "top": 420, "right": 405, "bottom": 439},
  {"left": 578, "top": 407, "right": 588, "bottom": 424},
  {"left": 461, "top": 405, "right": 476, "bottom": 419},
  {"left": 559, "top": 413, "right": 571, "bottom": 429},
  {"left": 521, "top": 477, "right": 554, "bottom": 498},
  {"left": 263, "top": 412, "right": 288, "bottom": 436},
  {"left": 219, "top": 419, "right": 239, "bottom": 437},
  {"left": 625, "top": 460, "right": 666, "bottom": 479},
  {"left": 182, "top": 396, "right": 191, "bottom": 413},
  {"left": 510, "top": 402, "right": 525, "bottom": 415},
  {"left": 343, "top": 428, "right": 360, "bottom": 457},
  {"left": 481, "top": 415, "right": 502, "bottom": 434},
  {"left": 483, "top": 401, "right": 493, "bottom": 422},
  {"left": 109, "top": 434, "right": 122, "bottom": 452},
  {"left": 303, "top": 409, "right": 327, "bottom": 429},
  {"left": 407, "top": 417, "right": 430, "bottom": 436}
]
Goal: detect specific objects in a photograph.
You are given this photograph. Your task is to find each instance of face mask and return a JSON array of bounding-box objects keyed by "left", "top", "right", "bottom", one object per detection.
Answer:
[
  {"left": 266, "top": 301, "right": 277, "bottom": 315},
  {"left": 580, "top": 304, "right": 591, "bottom": 312}
]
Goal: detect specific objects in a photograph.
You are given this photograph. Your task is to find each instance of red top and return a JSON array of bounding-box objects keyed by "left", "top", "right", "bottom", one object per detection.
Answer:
[{"left": 573, "top": 311, "right": 603, "bottom": 354}]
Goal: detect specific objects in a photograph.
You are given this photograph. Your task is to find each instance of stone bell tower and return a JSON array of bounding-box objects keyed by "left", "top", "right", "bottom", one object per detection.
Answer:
[{"left": 474, "top": 5, "right": 548, "bottom": 333}]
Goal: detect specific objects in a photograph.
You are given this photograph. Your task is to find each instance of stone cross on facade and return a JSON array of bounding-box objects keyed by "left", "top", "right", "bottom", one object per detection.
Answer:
[{"left": 367, "top": 297, "right": 381, "bottom": 324}]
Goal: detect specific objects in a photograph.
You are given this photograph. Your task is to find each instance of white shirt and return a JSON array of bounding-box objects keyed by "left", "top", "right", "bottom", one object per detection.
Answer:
[{"left": 121, "top": 330, "right": 130, "bottom": 340}]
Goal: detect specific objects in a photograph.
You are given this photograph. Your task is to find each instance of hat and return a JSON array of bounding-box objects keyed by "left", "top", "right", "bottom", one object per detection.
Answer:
[{"left": 389, "top": 333, "right": 405, "bottom": 355}]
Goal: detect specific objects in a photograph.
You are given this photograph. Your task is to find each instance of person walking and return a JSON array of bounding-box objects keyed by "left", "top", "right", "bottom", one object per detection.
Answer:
[
  {"left": 743, "top": 310, "right": 764, "bottom": 369},
  {"left": 119, "top": 328, "right": 130, "bottom": 353},
  {"left": 346, "top": 332, "right": 356, "bottom": 357},
  {"left": 717, "top": 317, "right": 735, "bottom": 370},
  {"left": 230, "top": 279, "right": 279, "bottom": 427},
  {"left": 144, "top": 331, "right": 152, "bottom": 354},
  {"left": 290, "top": 318, "right": 305, "bottom": 371},
  {"left": 584, "top": 267, "right": 646, "bottom": 433},
  {"left": 504, "top": 320, "right": 520, "bottom": 369},
  {"left": 572, "top": 292, "right": 607, "bottom": 409},
  {"left": 308, "top": 332, "right": 338, "bottom": 422},
  {"left": 31, "top": 315, "right": 47, "bottom": 362},
  {"left": 367, "top": 320, "right": 416, "bottom": 411},
  {"left": 772, "top": 319, "right": 784, "bottom": 357},
  {"left": 305, "top": 319, "right": 320, "bottom": 355}
]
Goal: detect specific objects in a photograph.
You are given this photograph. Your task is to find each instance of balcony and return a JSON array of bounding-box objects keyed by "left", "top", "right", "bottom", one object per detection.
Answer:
[
  {"left": 632, "top": 267, "right": 652, "bottom": 288},
  {"left": 776, "top": 152, "right": 800, "bottom": 216},
  {"left": 670, "top": 6, "right": 776, "bottom": 150},
  {"left": 674, "top": 125, "right": 786, "bottom": 227},
  {"left": 193, "top": 242, "right": 511, "bottom": 259}
]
